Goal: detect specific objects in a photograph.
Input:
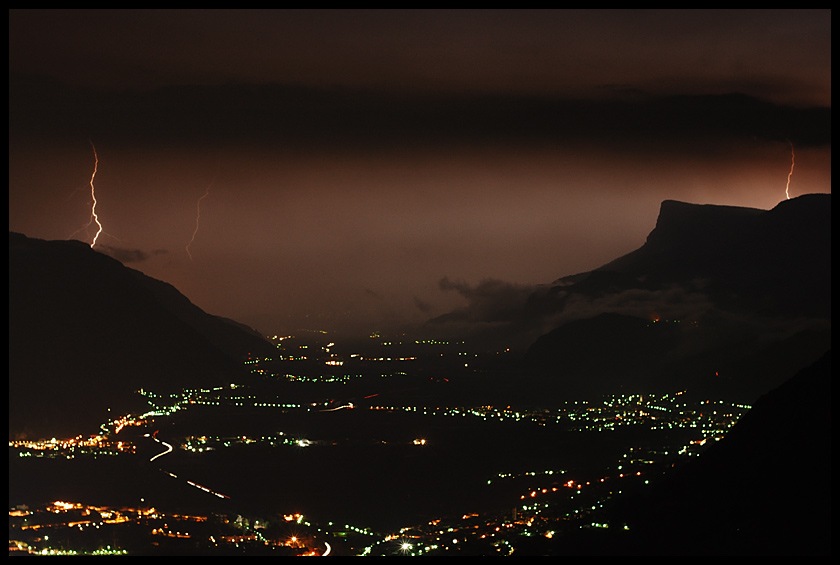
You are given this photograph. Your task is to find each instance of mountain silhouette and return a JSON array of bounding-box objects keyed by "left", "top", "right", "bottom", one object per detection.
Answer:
[
  {"left": 8, "top": 232, "right": 275, "bottom": 440},
  {"left": 431, "top": 194, "right": 831, "bottom": 401},
  {"left": 593, "top": 194, "right": 830, "bottom": 319},
  {"left": 527, "top": 195, "right": 830, "bottom": 400}
]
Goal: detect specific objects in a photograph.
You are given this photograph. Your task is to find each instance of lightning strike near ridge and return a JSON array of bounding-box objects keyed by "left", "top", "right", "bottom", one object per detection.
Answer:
[
  {"left": 87, "top": 141, "right": 103, "bottom": 247},
  {"left": 68, "top": 141, "right": 121, "bottom": 247},
  {"left": 785, "top": 139, "right": 795, "bottom": 200},
  {"left": 186, "top": 179, "right": 213, "bottom": 260}
]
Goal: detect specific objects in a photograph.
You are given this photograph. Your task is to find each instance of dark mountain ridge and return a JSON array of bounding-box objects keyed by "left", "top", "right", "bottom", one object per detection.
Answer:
[{"left": 8, "top": 232, "right": 274, "bottom": 440}]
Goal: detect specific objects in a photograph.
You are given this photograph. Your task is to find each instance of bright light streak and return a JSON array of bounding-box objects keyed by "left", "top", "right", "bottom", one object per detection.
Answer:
[
  {"left": 322, "top": 542, "right": 331, "bottom": 557},
  {"left": 186, "top": 480, "right": 229, "bottom": 498},
  {"left": 186, "top": 178, "right": 213, "bottom": 260},
  {"left": 149, "top": 437, "right": 173, "bottom": 462},
  {"left": 88, "top": 141, "right": 103, "bottom": 247},
  {"left": 69, "top": 141, "right": 115, "bottom": 246},
  {"left": 785, "top": 139, "right": 795, "bottom": 200},
  {"left": 85, "top": 141, "right": 104, "bottom": 247},
  {"left": 319, "top": 403, "right": 354, "bottom": 412}
]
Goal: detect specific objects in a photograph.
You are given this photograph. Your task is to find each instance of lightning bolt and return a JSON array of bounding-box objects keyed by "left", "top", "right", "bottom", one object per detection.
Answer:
[
  {"left": 186, "top": 178, "right": 213, "bottom": 260},
  {"left": 88, "top": 141, "right": 103, "bottom": 247},
  {"left": 784, "top": 139, "right": 795, "bottom": 200},
  {"left": 68, "top": 141, "right": 106, "bottom": 246}
]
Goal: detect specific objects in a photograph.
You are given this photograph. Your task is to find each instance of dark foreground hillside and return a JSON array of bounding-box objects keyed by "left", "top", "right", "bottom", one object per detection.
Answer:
[
  {"left": 540, "top": 350, "right": 832, "bottom": 556},
  {"left": 9, "top": 232, "right": 274, "bottom": 440}
]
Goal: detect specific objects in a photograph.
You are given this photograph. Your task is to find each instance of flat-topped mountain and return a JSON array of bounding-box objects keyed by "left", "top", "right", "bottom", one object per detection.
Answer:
[
  {"left": 524, "top": 194, "right": 830, "bottom": 400},
  {"left": 591, "top": 194, "right": 830, "bottom": 319}
]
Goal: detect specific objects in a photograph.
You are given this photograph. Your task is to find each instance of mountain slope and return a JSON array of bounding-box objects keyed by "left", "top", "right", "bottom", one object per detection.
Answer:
[
  {"left": 8, "top": 232, "right": 275, "bottom": 440},
  {"left": 622, "top": 350, "right": 832, "bottom": 555},
  {"left": 530, "top": 351, "right": 832, "bottom": 555}
]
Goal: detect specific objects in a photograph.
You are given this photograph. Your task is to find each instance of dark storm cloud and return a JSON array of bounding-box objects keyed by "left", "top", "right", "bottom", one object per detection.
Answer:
[
  {"left": 9, "top": 10, "right": 831, "bottom": 153},
  {"left": 433, "top": 275, "right": 716, "bottom": 335},
  {"left": 413, "top": 297, "right": 433, "bottom": 314},
  {"left": 543, "top": 283, "right": 717, "bottom": 329},
  {"left": 8, "top": 9, "right": 831, "bottom": 106},
  {"left": 431, "top": 275, "right": 816, "bottom": 351},
  {"left": 8, "top": 75, "right": 831, "bottom": 151},
  {"left": 438, "top": 277, "right": 536, "bottom": 323},
  {"left": 431, "top": 265, "right": 833, "bottom": 351}
]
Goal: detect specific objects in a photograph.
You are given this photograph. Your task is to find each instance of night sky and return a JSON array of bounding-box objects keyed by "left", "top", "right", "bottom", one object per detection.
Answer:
[{"left": 9, "top": 9, "right": 831, "bottom": 337}]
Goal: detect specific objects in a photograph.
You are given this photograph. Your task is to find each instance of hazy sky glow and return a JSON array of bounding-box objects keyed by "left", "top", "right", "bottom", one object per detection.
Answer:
[{"left": 9, "top": 9, "right": 831, "bottom": 336}]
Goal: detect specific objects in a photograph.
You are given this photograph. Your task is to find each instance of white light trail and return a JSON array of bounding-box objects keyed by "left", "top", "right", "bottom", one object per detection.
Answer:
[
  {"left": 149, "top": 438, "right": 173, "bottom": 462},
  {"left": 149, "top": 432, "right": 229, "bottom": 499},
  {"left": 186, "top": 480, "right": 230, "bottom": 499},
  {"left": 319, "top": 402, "right": 354, "bottom": 412}
]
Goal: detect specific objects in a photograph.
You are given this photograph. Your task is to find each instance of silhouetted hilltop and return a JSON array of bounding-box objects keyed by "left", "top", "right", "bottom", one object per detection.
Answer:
[{"left": 8, "top": 232, "right": 274, "bottom": 440}]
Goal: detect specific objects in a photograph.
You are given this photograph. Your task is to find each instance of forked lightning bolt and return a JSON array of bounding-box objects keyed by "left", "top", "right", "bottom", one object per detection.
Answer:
[
  {"left": 186, "top": 180, "right": 213, "bottom": 260},
  {"left": 784, "top": 139, "right": 795, "bottom": 200}
]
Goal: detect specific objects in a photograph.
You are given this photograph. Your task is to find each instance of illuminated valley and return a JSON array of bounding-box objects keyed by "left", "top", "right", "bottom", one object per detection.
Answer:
[{"left": 10, "top": 332, "right": 754, "bottom": 556}]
